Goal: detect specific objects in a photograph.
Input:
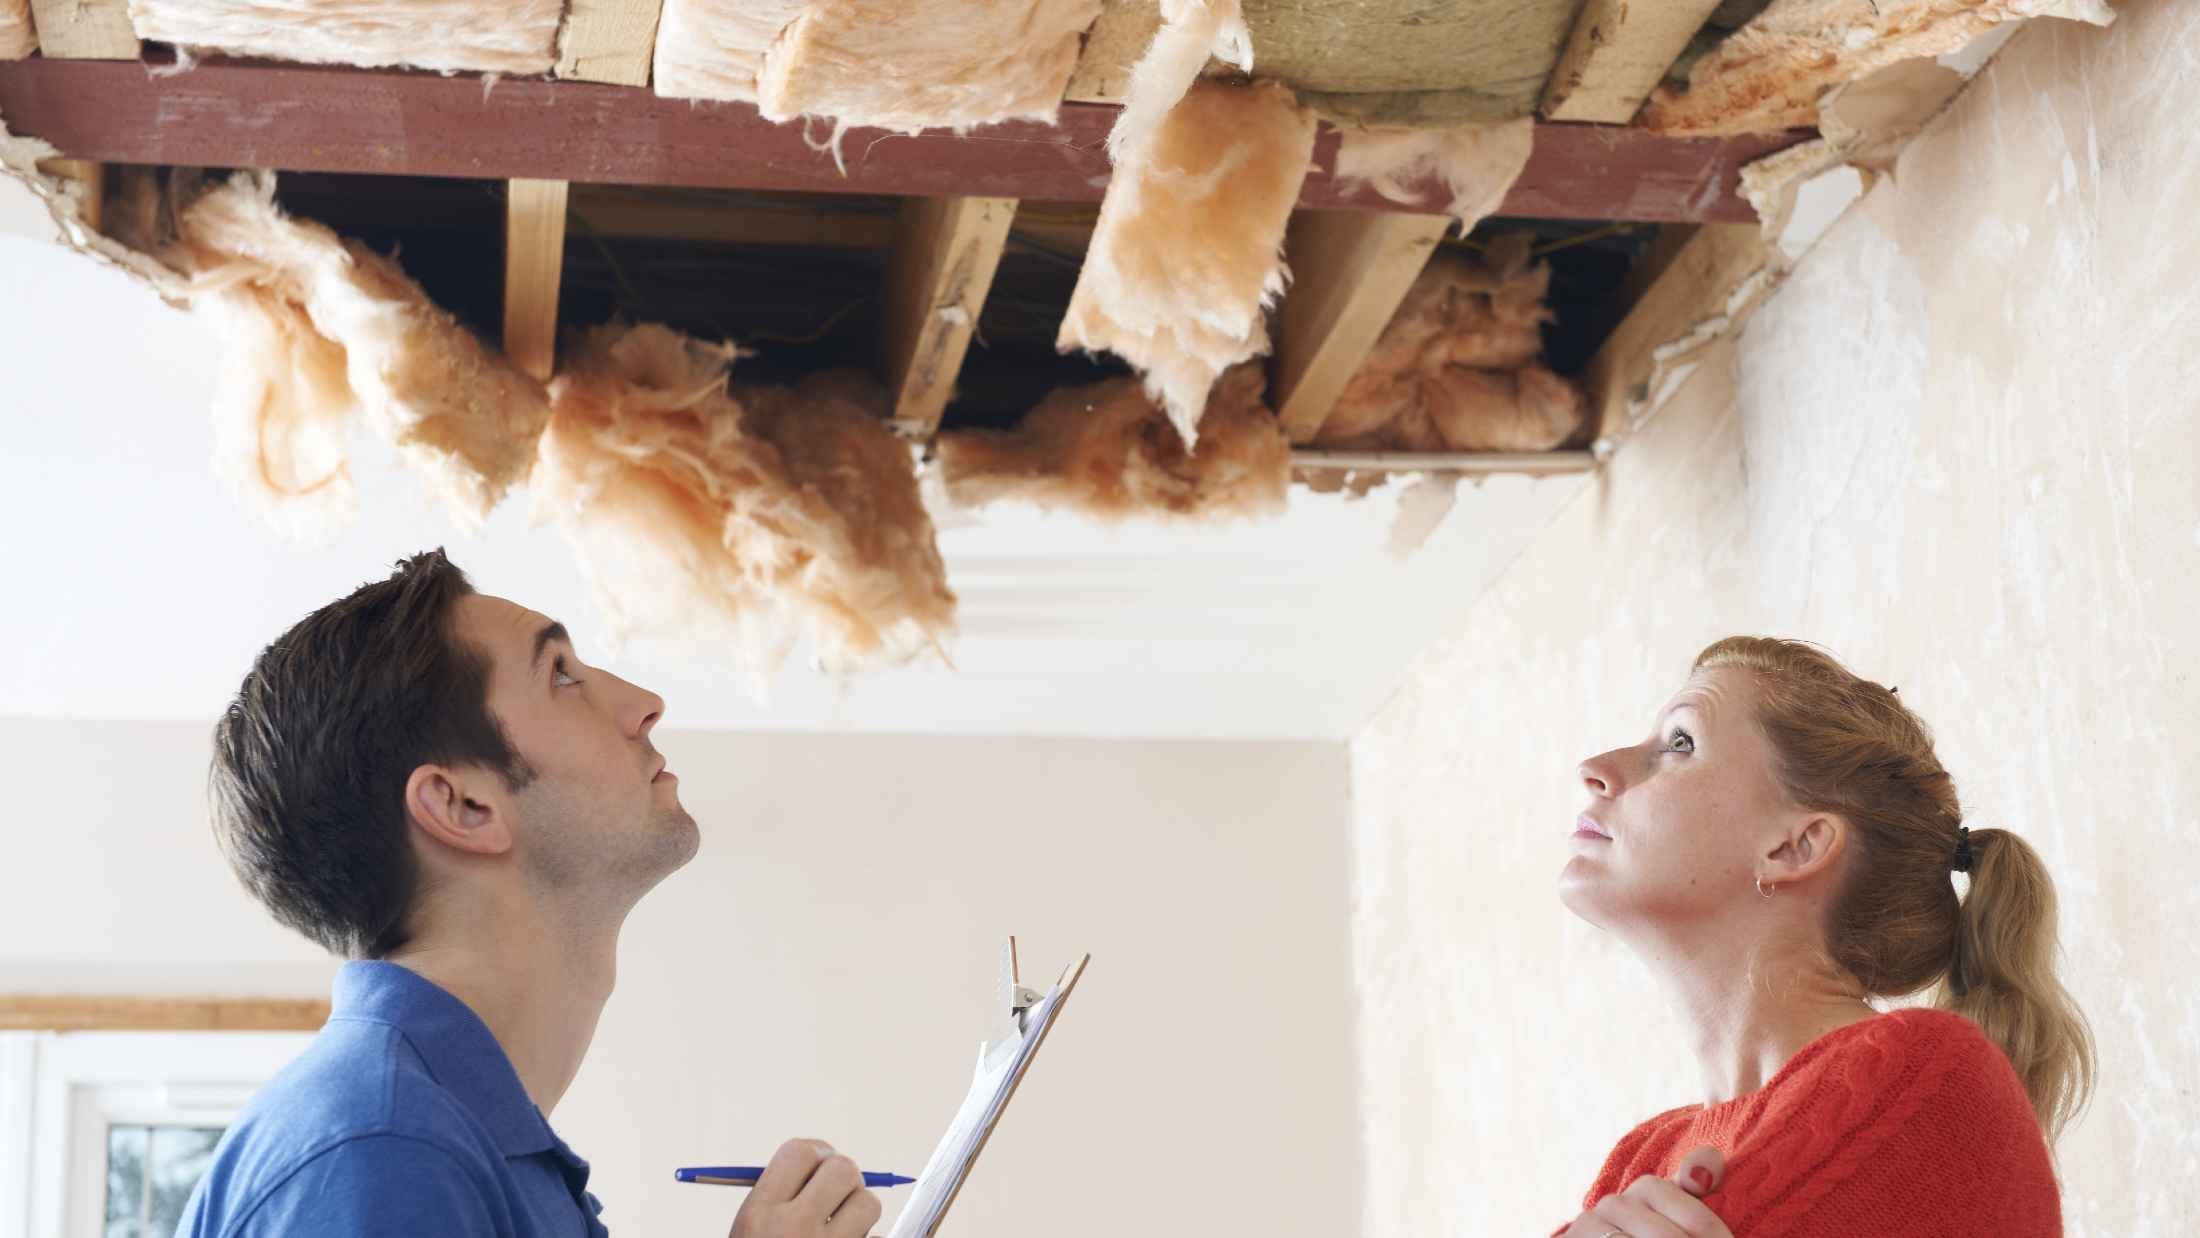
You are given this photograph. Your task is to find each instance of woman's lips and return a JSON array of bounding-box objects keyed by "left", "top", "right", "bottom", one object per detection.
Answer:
[{"left": 1573, "top": 814, "right": 1611, "bottom": 840}]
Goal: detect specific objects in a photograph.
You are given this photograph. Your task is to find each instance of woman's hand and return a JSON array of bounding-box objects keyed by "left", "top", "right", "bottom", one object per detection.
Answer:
[{"left": 1558, "top": 1147, "right": 1729, "bottom": 1238}]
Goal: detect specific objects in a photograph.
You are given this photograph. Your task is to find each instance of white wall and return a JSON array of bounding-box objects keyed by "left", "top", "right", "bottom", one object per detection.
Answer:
[
  {"left": 1346, "top": 4, "right": 2200, "bottom": 1235},
  {"left": 0, "top": 721, "right": 1361, "bottom": 1238}
]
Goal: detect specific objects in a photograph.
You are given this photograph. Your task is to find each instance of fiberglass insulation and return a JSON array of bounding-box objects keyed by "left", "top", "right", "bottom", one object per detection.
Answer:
[
  {"left": 1313, "top": 236, "right": 1585, "bottom": 453},
  {"left": 1059, "top": 77, "right": 1315, "bottom": 449},
  {"left": 755, "top": 0, "right": 1102, "bottom": 134},
  {"left": 165, "top": 174, "right": 550, "bottom": 538},
  {"left": 936, "top": 361, "right": 1288, "bottom": 522},
  {"left": 1, "top": 0, "right": 34, "bottom": 58},
  {"left": 127, "top": 0, "right": 562, "bottom": 75},
  {"left": 652, "top": 0, "right": 807, "bottom": 102},
  {"left": 534, "top": 323, "right": 957, "bottom": 672}
]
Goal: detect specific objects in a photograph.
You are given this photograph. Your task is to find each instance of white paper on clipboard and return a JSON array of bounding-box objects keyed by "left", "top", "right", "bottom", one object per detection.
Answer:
[{"left": 884, "top": 953, "right": 1088, "bottom": 1238}]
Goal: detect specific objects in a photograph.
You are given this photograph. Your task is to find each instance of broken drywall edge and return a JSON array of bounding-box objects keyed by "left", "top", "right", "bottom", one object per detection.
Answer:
[
  {"left": 0, "top": 116, "right": 186, "bottom": 299},
  {"left": 1741, "top": 139, "right": 1866, "bottom": 262},
  {"left": 1738, "top": 57, "right": 1969, "bottom": 259},
  {"left": 1643, "top": 0, "right": 2115, "bottom": 136},
  {"left": 1615, "top": 263, "right": 1781, "bottom": 441}
]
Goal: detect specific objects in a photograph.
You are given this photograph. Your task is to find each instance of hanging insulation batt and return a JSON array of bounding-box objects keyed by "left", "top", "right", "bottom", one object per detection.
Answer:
[
  {"left": 755, "top": 0, "right": 1102, "bottom": 135},
  {"left": 1642, "top": 0, "right": 2116, "bottom": 136},
  {"left": 1314, "top": 238, "right": 1585, "bottom": 453},
  {"left": 127, "top": 0, "right": 562, "bottom": 75},
  {"left": 1060, "top": 78, "right": 1315, "bottom": 449},
  {"left": 653, "top": 0, "right": 805, "bottom": 102},
  {"left": 1333, "top": 118, "right": 1535, "bottom": 233},
  {"left": 534, "top": 323, "right": 956, "bottom": 673},
  {"left": 936, "top": 361, "right": 1287, "bottom": 522},
  {"left": 1, "top": 0, "right": 35, "bottom": 58},
  {"left": 161, "top": 174, "right": 551, "bottom": 537}
]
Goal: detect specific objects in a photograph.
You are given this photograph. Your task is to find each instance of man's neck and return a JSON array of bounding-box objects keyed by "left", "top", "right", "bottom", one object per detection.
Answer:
[{"left": 386, "top": 890, "right": 622, "bottom": 1116}]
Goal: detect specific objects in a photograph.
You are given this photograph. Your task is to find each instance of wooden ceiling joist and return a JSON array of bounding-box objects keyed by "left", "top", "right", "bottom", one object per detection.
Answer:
[
  {"left": 0, "top": 54, "right": 1806, "bottom": 223},
  {"left": 1272, "top": 209, "right": 1452, "bottom": 444},
  {"left": 1579, "top": 221, "right": 1775, "bottom": 446},
  {"left": 554, "top": 0, "right": 665, "bottom": 86},
  {"left": 24, "top": 0, "right": 135, "bottom": 59},
  {"left": 878, "top": 195, "right": 1018, "bottom": 439},
  {"left": 503, "top": 177, "right": 571, "bottom": 383},
  {"left": 1540, "top": 0, "right": 1725, "bottom": 124},
  {"left": 35, "top": 156, "right": 103, "bottom": 232},
  {"left": 1292, "top": 449, "right": 1599, "bottom": 478}
]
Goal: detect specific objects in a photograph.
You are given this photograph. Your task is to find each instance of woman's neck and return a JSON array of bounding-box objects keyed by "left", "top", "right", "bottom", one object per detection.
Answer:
[{"left": 1645, "top": 933, "right": 1877, "bottom": 1105}]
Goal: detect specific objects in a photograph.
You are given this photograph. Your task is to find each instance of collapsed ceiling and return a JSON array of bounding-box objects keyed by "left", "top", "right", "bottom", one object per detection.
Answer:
[{"left": 0, "top": 0, "right": 2112, "bottom": 672}]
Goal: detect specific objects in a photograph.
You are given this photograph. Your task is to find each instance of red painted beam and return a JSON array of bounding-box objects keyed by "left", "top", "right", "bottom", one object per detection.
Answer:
[{"left": 0, "top": 55, "right": 1803, "bottom": 222}]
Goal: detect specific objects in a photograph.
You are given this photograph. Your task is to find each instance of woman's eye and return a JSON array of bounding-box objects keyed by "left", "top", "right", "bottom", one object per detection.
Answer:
[{"left": 1667, "top": 729, "right": 1694, "bottom": 753}]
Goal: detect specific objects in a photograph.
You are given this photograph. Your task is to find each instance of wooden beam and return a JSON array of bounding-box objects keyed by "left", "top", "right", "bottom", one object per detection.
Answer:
[
  {"left": 1272, "top": 210, "right": 1451, "bottom": 444},
  {"left": 878, "top": 195, "right": 1017, "bottom": 438},
  {"left": 24, "top": 0, "right": 134, "bottom": 59},
  {"left": 1540, "top": 0, "right": 1723, "bottom": 124},
  {"left": 555, "top": 0, "right": 664, "bottom": 86},
  {"left": 0, "top": 54, "right": 1810, "bottom": 222},
  {"left": 503, "top": 178, "right": 570, "bottom": 382},
  {"left": 1580, "top": 221, "right": 1775, "bottom": 445},
  {"left": 1292, "top": 449, "right": 1598, "bottom": 477},
  {"left": 0, "top": 995, "right": 329, "bottom": 1032},
  {"left": 569, "top": 185, "right": 898, "bottom": 248},
  {"left": 34, "top": 155, "right": 102, "bottom": 233}
]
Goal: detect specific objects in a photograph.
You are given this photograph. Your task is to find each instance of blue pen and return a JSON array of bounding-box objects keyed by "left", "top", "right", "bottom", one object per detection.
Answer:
[{"left": 675, "top": 1167, "right": 916, "bottom": 1189}]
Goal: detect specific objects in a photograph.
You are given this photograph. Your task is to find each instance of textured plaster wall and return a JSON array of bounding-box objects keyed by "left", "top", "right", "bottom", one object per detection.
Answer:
[{"left": 1346, "top": 2, "right": 2200, "bottom": 1234}]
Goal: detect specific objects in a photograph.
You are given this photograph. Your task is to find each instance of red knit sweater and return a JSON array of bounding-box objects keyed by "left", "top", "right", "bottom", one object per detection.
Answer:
[{"left": 1563, "top": 1009, "right": 2060, "bottom": 1237}]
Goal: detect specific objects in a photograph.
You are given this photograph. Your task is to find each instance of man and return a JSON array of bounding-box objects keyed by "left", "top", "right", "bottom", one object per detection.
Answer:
[{"left": 179, "top": 550, "right": 880, "bottom": 1238}]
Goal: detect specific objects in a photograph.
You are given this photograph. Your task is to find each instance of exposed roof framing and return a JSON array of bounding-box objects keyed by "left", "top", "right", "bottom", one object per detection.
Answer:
[
  {"left": 1540, "top": 0, "right": 1726, "bottom": 124},
  {"left": 503, "top": 177, "right": 571, "bottom": 382},
  {"left": 1272, "top": 209, "right": 1453, "bottom": 444},
  {"left": 0, "top": 54, "right": 1805, "bottom": 222},
  {"left": 23, "top": 0, "right": 134, "bottom": 59}
]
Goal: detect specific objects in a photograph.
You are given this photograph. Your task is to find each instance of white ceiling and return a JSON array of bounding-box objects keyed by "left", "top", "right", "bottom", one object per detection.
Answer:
[{"left": 0, "top": 177, "right": 1590, "bottom": 741}]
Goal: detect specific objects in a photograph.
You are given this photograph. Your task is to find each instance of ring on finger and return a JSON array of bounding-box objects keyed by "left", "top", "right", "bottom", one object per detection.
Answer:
[{"left": 1597, "top": 1230, "right": 1631, "bottom": 1238}]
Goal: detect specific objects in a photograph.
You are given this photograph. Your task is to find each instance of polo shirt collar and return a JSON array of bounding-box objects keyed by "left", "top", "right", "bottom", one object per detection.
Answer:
[{"left": 330, "top": 960, "right": 559, "bottom": 1158}]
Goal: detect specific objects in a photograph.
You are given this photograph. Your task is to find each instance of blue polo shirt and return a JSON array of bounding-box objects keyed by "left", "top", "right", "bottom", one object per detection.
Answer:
[{"left": 177, "top": 961, "right": 612, "bottom": 1237}]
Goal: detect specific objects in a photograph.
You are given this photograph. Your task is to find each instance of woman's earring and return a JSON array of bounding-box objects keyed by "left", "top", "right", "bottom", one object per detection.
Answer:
[{"left": 1755, "top": 877, "right": 1776, "bottom": 899}]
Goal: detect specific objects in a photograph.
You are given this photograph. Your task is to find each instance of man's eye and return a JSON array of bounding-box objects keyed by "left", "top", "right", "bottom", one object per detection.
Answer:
[{"left": 553, "top": 657, "right": 582, "bottom": 688}]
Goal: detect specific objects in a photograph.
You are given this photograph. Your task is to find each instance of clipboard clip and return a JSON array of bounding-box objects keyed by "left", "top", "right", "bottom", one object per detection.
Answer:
[{"left": 1002, "top": 937, "right": 1044, "bottom": 1035}]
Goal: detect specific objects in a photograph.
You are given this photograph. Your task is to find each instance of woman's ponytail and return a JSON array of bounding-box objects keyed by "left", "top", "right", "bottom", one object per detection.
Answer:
[{"left": 1936, "top": 828, "right": 2097, "bottom": 1141}]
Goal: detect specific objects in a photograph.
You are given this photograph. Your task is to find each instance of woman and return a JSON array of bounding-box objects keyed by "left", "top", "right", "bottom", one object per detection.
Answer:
[{"left": 1553, "top": 638, "right": 2094, "bottom": 1238}]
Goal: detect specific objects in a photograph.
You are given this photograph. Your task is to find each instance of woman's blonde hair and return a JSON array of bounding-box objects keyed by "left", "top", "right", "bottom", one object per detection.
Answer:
[{"left": 1694, "top": 636, "right": 2096, "bottom": 1142}]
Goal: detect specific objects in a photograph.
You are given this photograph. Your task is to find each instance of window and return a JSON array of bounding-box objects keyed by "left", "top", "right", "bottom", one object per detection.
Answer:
[{"left": 0, "top": 1030, "right": 311, "bottom": 1238}]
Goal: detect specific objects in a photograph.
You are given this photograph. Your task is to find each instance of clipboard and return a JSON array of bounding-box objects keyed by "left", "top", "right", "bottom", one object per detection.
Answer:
[{"left": 885, "top": 938, "right": 1090, "bottom": 1238}]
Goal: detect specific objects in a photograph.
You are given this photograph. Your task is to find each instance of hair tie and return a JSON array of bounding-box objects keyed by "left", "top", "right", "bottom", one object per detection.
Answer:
[{"left": 1950, "top": 825, "right": 1974, "bottom": 874}]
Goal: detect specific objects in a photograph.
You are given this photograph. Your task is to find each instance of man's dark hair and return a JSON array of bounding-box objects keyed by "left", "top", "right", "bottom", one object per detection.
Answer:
[{"left": 209, "top": 549, "right": 534, "bottom": 959}]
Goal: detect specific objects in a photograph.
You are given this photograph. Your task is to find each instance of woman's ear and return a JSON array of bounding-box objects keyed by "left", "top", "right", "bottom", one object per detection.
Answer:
[
  {"left": 1764, "top": 813, "right": 1848, "bottom": 886},
  {"left": 403, "top": 764, "right": 516, "bottom": 858}
]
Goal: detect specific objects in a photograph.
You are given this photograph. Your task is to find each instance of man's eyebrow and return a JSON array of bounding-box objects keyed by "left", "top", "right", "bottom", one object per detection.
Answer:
[{"left": 530, "top": 621, "right": 570, "bottom": 672}]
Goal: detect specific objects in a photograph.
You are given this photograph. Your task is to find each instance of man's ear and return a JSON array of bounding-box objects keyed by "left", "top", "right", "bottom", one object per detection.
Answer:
[
  {"left": 403, "top": 764, "right": 516, "bottom": 858},
  {"left": 1763, "top": 813, "right": 1848, "bottom": 887}
]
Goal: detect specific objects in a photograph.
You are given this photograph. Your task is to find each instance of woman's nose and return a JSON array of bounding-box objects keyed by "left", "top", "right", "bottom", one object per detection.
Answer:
[{"left": 1579, "top": 751, "right": 1623, "bottom": 798}]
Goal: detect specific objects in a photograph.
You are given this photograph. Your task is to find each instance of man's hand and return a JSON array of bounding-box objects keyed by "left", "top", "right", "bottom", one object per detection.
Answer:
[
  {"left": 727, "top": 1139, "right": 883, "bottom": 1238},
  {"left": 1557, "top": 1146, "right": 1729, "bottom": 1238}
]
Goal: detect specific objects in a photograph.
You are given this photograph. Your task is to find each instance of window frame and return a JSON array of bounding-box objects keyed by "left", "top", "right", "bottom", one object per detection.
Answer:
[{"left": 0, "top": 1029, "right": 312, "bottom": 1238}]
